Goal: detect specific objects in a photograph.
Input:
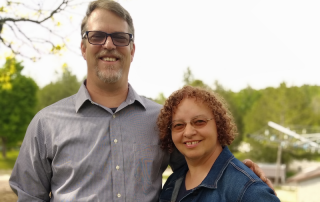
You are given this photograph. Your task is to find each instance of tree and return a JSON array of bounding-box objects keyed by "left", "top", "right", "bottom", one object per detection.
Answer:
[
  {"left": 183, "top": 68, "right": 244, "bottom": 151},
  {"left": 153, "top": 92, "right": 166, "bottom": 105},
  {"left": 37, "top": 64, "right": 81, "bottom": 110},
  {"left": 183, "top": 67, "right": 211, "bottom": 90},
  {"left": 0, "top": 0, "right": 82, "bottom": 60},
  {"left": 243, "top": 83, "right": 320, "bottom": 164},
  {"left": 0, "top": 56, "right": 38, "bottom": 158}
]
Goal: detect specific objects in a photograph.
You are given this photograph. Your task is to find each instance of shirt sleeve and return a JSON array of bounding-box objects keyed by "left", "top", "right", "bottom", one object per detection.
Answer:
[
  {"left": 168, "top": 148, "right": 186, "bottom": 172},
  {"left": 241, "top": 181, "right": 280, "bottom": 202},
  {"left": 9, "top": 113, "right": 52, "bottom": 202}
]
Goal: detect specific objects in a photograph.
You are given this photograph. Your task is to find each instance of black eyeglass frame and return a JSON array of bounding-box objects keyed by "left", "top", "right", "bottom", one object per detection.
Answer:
[{"left": 82, "top": 31, "right": 134, "bottom": 47}]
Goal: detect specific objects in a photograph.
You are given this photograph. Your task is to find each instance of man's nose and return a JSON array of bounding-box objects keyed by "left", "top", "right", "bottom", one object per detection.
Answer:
[{"left": 102, "top": 36, "right": 116, "bottom": 49}]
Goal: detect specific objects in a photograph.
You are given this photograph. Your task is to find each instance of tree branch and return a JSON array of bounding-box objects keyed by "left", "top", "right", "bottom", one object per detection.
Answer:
[{"left": 0, "top": 0, "right": 81, "bottom": 60}]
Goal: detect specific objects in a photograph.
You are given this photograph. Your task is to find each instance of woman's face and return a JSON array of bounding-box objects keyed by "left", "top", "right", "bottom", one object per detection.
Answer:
[{"left": 171, "top": 98, "right": 222, "bottom": 163}]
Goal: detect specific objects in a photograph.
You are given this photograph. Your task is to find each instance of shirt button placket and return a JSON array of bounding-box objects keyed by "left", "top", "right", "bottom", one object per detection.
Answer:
[{"left": 111, "top": 113, "right": 124, "bottom": 201}]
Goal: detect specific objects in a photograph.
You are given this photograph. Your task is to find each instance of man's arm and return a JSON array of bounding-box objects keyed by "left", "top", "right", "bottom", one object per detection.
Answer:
[
  {"left": 243, "top": 159, "right": 276, "bottom": 195},
  {"left": 9, "top": 113, "right": 52, "bottom": 201},
  {"left": 168, "top": 148, "right": 186, "bottom": 172}
]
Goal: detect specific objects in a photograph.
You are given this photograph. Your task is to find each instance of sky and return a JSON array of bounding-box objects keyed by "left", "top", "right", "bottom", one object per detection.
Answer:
[{"left": 1, "top": 0, "right": 320, "bottom": 99}]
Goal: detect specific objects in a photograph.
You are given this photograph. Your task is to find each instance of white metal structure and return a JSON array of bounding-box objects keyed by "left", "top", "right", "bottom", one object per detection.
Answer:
[{"left": 268, "top": 121, "right": 320, "bottom": 150}]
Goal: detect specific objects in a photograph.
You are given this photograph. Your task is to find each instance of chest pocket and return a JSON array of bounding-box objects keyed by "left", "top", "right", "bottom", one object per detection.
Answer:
[{"left": 133, "top": 144, "right": 164, "bottom": 188}]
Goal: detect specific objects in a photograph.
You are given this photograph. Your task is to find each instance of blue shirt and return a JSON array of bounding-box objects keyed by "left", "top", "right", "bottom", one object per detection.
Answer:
[
  {"left": 9, "top": 82, "right": 185, "bottom": 202},
  {"left": 160, "top": 147, "right": 280, "bottom": 202}
]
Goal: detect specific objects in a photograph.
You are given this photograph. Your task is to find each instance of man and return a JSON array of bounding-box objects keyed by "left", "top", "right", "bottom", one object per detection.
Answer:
[{"left": 9, "top": 1, "right": 272, "bottom": 201}]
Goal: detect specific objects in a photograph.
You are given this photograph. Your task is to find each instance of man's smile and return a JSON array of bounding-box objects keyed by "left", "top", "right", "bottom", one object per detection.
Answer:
[{"left": 101, "top": 57, "right": 117, "bottom": 62}]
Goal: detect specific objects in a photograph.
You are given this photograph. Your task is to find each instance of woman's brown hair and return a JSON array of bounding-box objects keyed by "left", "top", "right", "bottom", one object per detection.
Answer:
[{"left": 157, "top": 85, "right": 237, "bottom": 153}]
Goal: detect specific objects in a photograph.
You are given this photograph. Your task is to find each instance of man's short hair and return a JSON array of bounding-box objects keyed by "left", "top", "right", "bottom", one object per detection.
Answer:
[{"left": 81, "top": 0, "right": 135, "bottom": 40}]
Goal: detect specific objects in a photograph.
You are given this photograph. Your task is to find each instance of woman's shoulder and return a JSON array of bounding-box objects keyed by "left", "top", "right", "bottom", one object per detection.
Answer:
[
  {"left": 219, "top": 158, "right": 279, "bottom": 201},
  {"left": 222, "top": 157, "right": 262, "bottom": 185},
  {"left": 160, "top": 165, "right": 188, "bottom": 202}
]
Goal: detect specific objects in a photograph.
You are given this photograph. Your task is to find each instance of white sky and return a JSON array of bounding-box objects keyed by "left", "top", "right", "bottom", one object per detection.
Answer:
[{"left": 1, "top": 0, "right": 320, "bottom": 99}]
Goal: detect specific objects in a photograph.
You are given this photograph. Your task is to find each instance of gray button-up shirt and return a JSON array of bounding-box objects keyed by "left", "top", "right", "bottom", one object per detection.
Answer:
[{"left": 9, "top": 82, "right": 185, "bottom": 202}]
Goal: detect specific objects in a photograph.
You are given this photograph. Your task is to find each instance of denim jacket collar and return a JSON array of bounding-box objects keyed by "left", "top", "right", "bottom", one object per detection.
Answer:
[
  {"left": 201, "top": 146, "right": 235, "bottom": 188},
  {"left": 169, "top": 147, "right": 234, "bottom": 201}
]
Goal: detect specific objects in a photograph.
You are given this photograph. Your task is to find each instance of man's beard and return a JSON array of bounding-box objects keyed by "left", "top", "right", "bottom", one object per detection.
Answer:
[
  {"left": 95, "top": 65, "right": 123, "bottom": 83},
  {"left": 95, "top": 50, "right": 123, "bottom": 83}
]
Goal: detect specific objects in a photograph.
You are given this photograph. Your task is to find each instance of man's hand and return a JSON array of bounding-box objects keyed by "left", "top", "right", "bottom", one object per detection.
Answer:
[{"left": 242, "top": 159, "right": 276, "bottom": 195}]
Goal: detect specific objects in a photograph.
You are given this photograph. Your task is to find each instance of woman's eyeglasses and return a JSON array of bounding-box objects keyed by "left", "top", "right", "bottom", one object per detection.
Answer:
[{"left": 169, "top": 116, "right": 214, "bottom": 132}]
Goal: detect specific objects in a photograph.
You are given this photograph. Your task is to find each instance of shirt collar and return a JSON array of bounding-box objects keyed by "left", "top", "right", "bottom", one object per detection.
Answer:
[
  {"left": 125, "top": 83, "right": 146, "bottom": 108},
  {"left": 74, "top": 80, "right": 146, "bottom": 113}
]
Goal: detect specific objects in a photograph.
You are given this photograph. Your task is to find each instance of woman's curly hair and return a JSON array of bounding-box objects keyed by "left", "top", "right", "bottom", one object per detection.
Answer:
[{"left": 157, "top": 85, "right": 237, "bottom": 153}]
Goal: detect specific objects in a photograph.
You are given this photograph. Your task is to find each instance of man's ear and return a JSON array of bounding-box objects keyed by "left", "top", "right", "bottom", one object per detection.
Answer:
[
  {"left": 81, "top": 41, "right": 87, "bottom": 60},
  {"left": 130, "top": 43, "right": 135, "bottom": 62}
]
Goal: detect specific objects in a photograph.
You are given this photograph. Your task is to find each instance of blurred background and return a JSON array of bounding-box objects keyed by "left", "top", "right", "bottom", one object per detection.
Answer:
[{"left": 1, "top": 0, "right": 320, "bottom": 201}]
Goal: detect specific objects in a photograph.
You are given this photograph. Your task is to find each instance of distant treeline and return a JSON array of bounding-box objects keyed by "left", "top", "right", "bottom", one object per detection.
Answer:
[
  {"left": 1, "top": 59, "right": 319, "bottom": 165},
  {"left": 155, "top": 68, "right": 320, "bottom": 164}
]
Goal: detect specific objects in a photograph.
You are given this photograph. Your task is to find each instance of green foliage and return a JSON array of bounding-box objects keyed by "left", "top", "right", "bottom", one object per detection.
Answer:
[
  {"left": 166, "top": 67, "right": 245, "bottom": 151},
  {"left": 183, "top": 67, "right": 194, "bottom": 85},
  {"left": 233, "top": 151, "right": 249, "bottom": 162},
  {"left": 183, "top": 67, "right": 211, "bottom": 90},
  {"left": 154, "top": 93, "right": 166, "bottom": 105},
  {"left": 0, "top": 149, "right": 19, "bottom": 169},
  {"left": 213, "top": 82, "right": 262, "bottom": 152},
  {"left": 243, "top": 83, "right": 320, "bottom": 164},
  {"left": 156, "top": 67, "right": 320, "bottom": 164},
  {"left": 37, "top": 64, "right": 81, "bottom": 110},
  {"left": 0, "top": 57, "right": 38, "bottom": 158}
]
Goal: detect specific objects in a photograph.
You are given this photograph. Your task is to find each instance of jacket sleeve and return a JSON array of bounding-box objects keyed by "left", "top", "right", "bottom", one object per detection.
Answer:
[
  {"left": 9, "top": 112, "right": 52, "bottom": 202},
  {"left": 240, "top": 181, "right": 280, "bottom": 202}
]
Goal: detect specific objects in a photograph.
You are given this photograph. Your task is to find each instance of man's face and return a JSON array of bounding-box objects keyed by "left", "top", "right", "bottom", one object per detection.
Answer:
[{"left": 81, "top": 8, "right": 135, "bottom": 84}]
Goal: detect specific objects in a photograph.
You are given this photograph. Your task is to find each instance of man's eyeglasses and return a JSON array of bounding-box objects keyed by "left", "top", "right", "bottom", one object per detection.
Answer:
[
  {"left": 82, "top": 31, "right": 133, "bottom": 46},
  {"left": 169, "top": 116, "right": 214, "bottom": 132}
]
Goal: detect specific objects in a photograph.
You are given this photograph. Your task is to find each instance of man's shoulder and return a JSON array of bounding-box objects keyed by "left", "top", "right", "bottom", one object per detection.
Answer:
[
  {"left": 138, "top": 95, "right": 163, "bottom": 110},
  {"left": 25, "top": 94, "right": 77, "bottom": 137},
  {"left": 37, "top": 94, "right": 76, "bottom": 117}
]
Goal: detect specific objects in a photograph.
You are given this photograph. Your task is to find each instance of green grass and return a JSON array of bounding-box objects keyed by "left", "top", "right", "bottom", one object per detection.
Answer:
[{"left": 0, "top": 150, "right": 19, "bottom": 170}]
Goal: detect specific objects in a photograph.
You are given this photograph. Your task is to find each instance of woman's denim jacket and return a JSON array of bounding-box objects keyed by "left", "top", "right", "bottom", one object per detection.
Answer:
[{"left": 160, "top": 147, "right": 280, "bottom": 202}]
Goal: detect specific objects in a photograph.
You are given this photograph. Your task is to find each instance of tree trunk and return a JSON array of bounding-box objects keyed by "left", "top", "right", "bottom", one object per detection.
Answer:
[{"left": 1, "top": 137, "right": 7, "bottom": 159}]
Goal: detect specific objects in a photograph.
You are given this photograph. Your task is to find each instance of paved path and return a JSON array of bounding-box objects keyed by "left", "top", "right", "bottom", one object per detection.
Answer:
[{"left": 0, "top": 174, "right": 17, "bottom": 202}]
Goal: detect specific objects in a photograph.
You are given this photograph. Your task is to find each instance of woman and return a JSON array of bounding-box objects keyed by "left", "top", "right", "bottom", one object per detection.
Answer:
[{"left": 157, "top": 86, "right": 280, "bottom": 202}]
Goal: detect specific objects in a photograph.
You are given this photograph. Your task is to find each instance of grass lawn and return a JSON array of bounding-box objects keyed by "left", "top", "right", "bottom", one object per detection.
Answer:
[{"left": 0, "top": 150, "right": 19, "bottom": 170}]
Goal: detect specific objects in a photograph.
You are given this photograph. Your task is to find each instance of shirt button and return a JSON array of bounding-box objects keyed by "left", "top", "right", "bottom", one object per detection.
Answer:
[
  {"left": 116, "top": 165, "right": 120, "bottom": 170},
  {"left": 114, "top": 139, "right": 118, "bottom": 143},
  {"left": 117, "top": 193, "right": 121, "bottom": 198},
  {"left": 113, "top": 114, "right": 116, "bottom": 118}
]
